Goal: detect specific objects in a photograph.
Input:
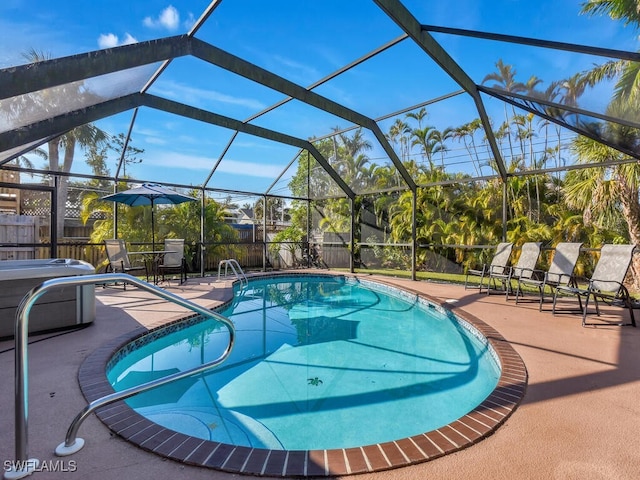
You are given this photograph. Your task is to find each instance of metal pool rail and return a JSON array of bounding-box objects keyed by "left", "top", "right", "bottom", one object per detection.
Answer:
[
  {"left": 217, "top": 258, "right": 247, "bottom": 286},
  {"left": 5, "top": 273, "right": 235, "bottom": 480}
]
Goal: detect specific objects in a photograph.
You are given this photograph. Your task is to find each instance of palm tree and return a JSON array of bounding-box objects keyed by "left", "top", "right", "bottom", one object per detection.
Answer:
[
  {"left": 21, "top": 49, "right": 109, "bottom": 239},
  {"left": 483, "top": 59, "right": 527, "bottom": 165},
  {"left": 52, "top": 125, "right": 108, "bottom": 237},
  {"left": 452, "top": 120, "right": 483, "bottom": 177},
  {"left": 513, "top": 113, "right": 539, "bottom": 220},
  {"left": 410, "top": 125, "right": 439, "bottom": 172},
  {"left": 580, "top": 1, "right": 640, "bottom": 104},
  {"left": 338, "top": 128, "right": 372, "bottom": 159},
  {"left": 431, "top": 127, "right": 453, "bottom": 171},
  {"left": 482, "top": 59, "right": 526, "bottom": 93},
  {"left": 581, "top": 0, "right": 640, "bottom": 26},
  {"left": 386, "top": 118, "right": 411, "bottom": 162},
  {"left": 162, "top": 195, "right": 237, "bottom": 269},
  {"left": 564, "top": 101, "right": 640, "bottom": 285},
  {"left": 7, "top": 148, "right": 45, "bottom": 177},
  {"left": 559, "top": 73, "right": 588, "bottom": 108},
  {"left": 405, "top": 107, "right": 428, "bottom": 129}
]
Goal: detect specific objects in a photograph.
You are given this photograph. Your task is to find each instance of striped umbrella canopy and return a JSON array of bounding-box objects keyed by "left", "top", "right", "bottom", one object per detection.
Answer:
[{"left": 101, "top": 183, "right": 196, "bottom": 251}]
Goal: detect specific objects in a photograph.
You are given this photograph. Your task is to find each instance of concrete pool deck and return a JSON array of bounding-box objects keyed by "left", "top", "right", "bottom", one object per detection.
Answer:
[{"left": 1, "top": 272, "right": 639, "bottom": 479}]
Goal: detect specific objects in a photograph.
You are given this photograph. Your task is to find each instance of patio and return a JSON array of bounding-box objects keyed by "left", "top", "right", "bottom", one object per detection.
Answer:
[{"left": 1, "top": 273, "right": 638, "bottom": 479}]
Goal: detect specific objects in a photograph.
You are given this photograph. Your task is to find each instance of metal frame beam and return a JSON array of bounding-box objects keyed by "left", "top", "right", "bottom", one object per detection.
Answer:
[
  {"left": 0, "top": 136, "right": 59, "bottom": 167},
  {"left": 479, "top": 85, "right": 640, "bottom": 130},
  {"left": 203, "top": 34, "right": 409, "bottom": 190},
  {"left": 0, "top": 89, "right": 355, "bottom": 199},
  {"left": 0, "top": 36, "right": 191, "bottom": 101},
  {"left": 0, "top": 94, "right": 143, "bottom": 151},
  {"left": 140, "top": 94, "right": 355, "bottom": 199},
  {"left": 373, "top": 0, "right": 507, "bottom": 181},
  {"left": 265, "top": 150, "right": 304, "bottom": 195},
  {"left": 483, "top": 88, "right": 640, "bottom": 162},
  {"left": 189, "top": 37, "right": 417, "bottom": 191},
  {"left": 422, "top": 24, "right": 640, "bottom": 62},
  {"left": 114, "top": 108, "right": 139, "bottom": 179}
]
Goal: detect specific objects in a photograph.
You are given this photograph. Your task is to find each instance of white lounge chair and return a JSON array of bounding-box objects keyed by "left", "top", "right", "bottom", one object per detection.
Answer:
[
  {"left": 552, "top": 244, "right": 637, "bottom": 327},
  {"left": 515, "top": 242, "right": 583, "bottom": 310},
  {"left": 464, "top": 242, "right": 513, "bottom": 294},
  {"left": 487, "top": 242, "right": 542, "bottom": 299}
]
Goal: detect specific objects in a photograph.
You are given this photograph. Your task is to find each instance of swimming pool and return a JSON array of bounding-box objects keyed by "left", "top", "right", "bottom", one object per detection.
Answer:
[{"left": 86, "top": 274, "right": 526, "bottom": 476}]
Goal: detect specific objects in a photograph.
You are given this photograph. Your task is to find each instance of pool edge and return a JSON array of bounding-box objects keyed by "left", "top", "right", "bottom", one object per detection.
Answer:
[{"left": 78, "top": 272, "right": 527, "bottom": 477}]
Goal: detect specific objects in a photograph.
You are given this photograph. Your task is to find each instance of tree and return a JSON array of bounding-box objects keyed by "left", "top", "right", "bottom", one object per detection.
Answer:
[
  {"left": 254, "top": 196, "right": 284, "bottom": 226},
  {"left": 82, "top": 189, "right": 238, "bottom": 272},
  {"left": 109, "top": 133, "right": 144, "bottom": 178},
  {"left": 20, "top": 49, "right": 108, "bottom": 239},
  {"left": 452, "top": 120, "right": 483, "bottom": 177},
  {"left": 161, "top": 195, "right": 237, "bottom": 270},
  {"left": 483, "top": 59, "right": 527, "bottom": 164},
  {"left": 50, "top": 124, "right": 108, "bottom": 239},
  {"left": 431, "top": 127, "right": 453, "bottom": 171},
  {"left": 574, "top": 0, "right": 640, "bottom": 284},
  {"left": 8, "top": 148, "right": 45, "bottom": 177},
  {"left": 579, "top": 2, "right": 640, "bottom": 105},
  {"left": 405, "top": 107, "right": 428, "bottom": 129},
  {"left": 564, "top": 101, "right": 640, "bottom": 285},
  {"left": 410, "top": 125, "right": 439, "bottom": 172},
  {"left": 386, "top": 119, "right": 411, "bottom": 163},
  {"left": 581, "top": 0, "right": 640, "bottom": 27}
]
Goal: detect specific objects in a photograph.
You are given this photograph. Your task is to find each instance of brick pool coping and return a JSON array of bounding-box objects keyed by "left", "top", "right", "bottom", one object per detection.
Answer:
[{"left": 77, "top": 275, "right": 527, "bottom": 476}]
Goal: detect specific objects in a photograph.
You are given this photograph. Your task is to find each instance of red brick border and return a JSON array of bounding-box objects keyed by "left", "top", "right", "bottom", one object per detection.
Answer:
[{"left": 78, "top": 275, "right": 527, "bottom": 476}]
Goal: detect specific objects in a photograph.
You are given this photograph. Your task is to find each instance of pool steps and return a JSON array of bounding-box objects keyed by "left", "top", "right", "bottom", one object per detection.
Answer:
[{"left": 5, "top": 273, "right": 236, "bottom": 480}]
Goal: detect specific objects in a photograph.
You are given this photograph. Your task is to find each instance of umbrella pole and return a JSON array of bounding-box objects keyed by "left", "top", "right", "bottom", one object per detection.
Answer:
[
  {"left": 151, "top": 200, "right": 155, "bottom": 252},
  {"left": 151, "top": 201, "right": 156, "bottom": 284}
]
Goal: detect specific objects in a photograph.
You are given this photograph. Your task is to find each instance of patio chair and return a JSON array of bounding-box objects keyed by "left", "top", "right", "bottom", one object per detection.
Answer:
[
  {"left": 552, "top": 244, "right": 637, "bottom": 327},
  {"left": 487, "top": 242, "right": 542, "bottom": 300},
  {"left": 514, "top": 242, "right": 583, "bottom": 310},
  {"left": 464, "top": 242, "right": 513, "bottom": 294},
  {"left": 158, "top": 238, "right": 187, "bottom": 284},
  {"left": 104, "top": 239, "right": 148, "bottom": 289}
]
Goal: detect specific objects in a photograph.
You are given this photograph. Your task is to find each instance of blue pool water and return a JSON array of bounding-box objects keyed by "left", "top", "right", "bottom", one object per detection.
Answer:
[{"left": 107, "top": 275, "right": 500, "bottom": 450}]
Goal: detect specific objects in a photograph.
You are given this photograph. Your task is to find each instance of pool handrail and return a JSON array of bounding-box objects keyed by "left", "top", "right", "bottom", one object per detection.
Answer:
[
  {"left": 217, "top": 258, "right": 247, "bottom": 286},
  {"left": 7, "top": 273, "right": 235, "bottom": 479}
]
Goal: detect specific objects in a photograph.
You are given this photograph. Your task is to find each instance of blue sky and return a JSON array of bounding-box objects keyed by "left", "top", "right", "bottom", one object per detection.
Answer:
[{"left": 1, "top": 0, "right": 638, "bottom": 197}]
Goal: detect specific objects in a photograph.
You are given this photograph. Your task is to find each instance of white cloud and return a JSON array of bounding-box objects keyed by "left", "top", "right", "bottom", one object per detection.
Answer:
[
  {"left": 97, "top": 33, "right": 118, "bottom": 49},
  {"left": 218, "top": 159, "right": 284, "bottom": 178},
  {"left": 144, "top": 137, "right": 168, "bottom": 146},
  {"left": 272, "top": 54, "right": 319, "bottom": 79},
  {"left": 183, "top": 12, "right": 196, "bottom": 30},
  {"left": 143, "top": 5, "right": 180, "bottom": 31},
  {"left": 153, "top": 80, "right": 266, "bottom": 111},
  {"left": 149, "top": 151, "right": 283, "bottom": 178},
  {"left": 98, "top": 32, "right": 138, "bottom": 49},
  {"left": 121, "top": 33, "right": 138, "bottom": 45}
]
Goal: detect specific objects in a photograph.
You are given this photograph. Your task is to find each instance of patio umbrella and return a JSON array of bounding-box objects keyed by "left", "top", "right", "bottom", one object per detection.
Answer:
[{"left": 101, "top": 183, "right": 197, "bottom": 251}]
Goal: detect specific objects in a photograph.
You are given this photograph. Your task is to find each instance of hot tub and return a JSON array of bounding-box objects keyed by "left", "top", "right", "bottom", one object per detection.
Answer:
[{"left": 0, "top": 258, "right": 96, "bottom": 338}]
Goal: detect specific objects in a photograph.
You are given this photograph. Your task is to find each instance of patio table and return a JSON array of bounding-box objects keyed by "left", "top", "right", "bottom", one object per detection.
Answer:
[{"left": 129, "top": 250, "right": 176, "bottom": 285}]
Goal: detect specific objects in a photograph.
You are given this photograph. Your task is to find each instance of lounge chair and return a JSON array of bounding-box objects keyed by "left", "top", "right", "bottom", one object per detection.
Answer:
[
  {"left": 158, "top": 238, "right": 187, "bottom": 284},
  {"left": 552, "top": 244, "right": 637, "bottom": 327},
  {"left": 515, "top": 242, "right": 583, "bottom": 310},
  {"left": 487, "top": 242, "right": 542, "bottom": 299},
  {"left": 104, "top": 239, "right": 148, "bottom": 289},
  {"left": 464, "top": 242, "right": 513, "bottom": 294}
]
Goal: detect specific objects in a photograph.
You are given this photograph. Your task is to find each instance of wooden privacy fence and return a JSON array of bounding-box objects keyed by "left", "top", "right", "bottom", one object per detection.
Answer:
[
  {"left": 0, "top": 215, "right": 38, "bottom": 260},
  {"left": 55, "top": 244, "right": 107, "bottom": 270},
  {"left": 42, "top": 242, "right": 266, "bottom": 274}
]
